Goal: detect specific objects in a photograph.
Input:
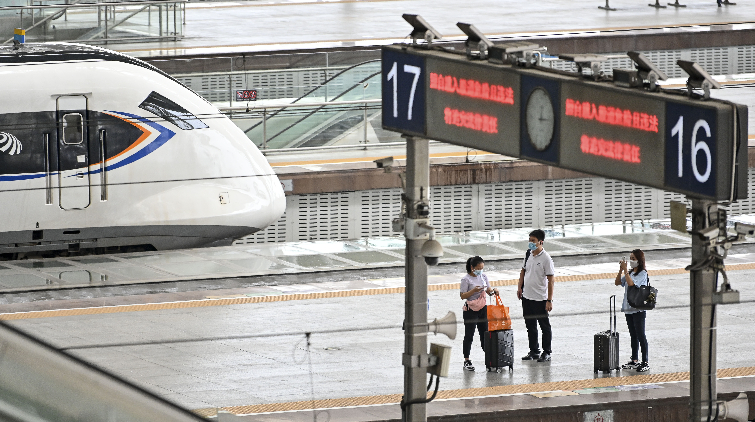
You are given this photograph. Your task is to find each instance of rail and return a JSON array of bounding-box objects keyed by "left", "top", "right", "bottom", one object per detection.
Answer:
[
  {"left": 0, "top": 0, "right": 186, "bottom": 44},
  {"left": 220, "top": 99, "right": 383, "bottom": 150}
]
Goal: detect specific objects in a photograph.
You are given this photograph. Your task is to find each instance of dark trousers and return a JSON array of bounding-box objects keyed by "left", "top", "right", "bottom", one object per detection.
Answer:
[
  {"left": 462, "top": 306, "right": 487, "bottom": 359},
  {"left": 522, "top": 298, "right": 552, "bottom": 354},
  {"left": 625, "top": 311, "right": 649, "bottom": 362}
]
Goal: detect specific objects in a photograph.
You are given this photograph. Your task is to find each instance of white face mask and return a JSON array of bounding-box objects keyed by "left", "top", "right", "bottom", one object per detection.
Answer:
[{"left": 629, "top": 259, "right": 639, "bottom": 269}]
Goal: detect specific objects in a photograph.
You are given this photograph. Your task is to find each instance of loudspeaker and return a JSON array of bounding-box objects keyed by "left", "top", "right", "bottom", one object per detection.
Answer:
[
  {"left": 430, "top": 311, "right": 457, "bottom": 340},
  {"left": 719, "top": 393, "right": 750, "bottom": 422}
]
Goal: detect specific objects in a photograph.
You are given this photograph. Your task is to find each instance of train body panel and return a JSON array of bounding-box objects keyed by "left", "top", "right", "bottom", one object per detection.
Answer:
[{"left": 0, "top": 43, "right": 285, "bottom": 255}]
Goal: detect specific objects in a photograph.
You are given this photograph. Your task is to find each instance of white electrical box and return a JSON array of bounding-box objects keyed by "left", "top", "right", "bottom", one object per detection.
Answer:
[{"left": 429, "top": 343, "right": 452, "bottom": 377}]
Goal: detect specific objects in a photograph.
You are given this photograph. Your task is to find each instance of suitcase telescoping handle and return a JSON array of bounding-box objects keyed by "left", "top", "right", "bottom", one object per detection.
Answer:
[{"left": 609, "top": 294, "right": 616, "bottom": 335}]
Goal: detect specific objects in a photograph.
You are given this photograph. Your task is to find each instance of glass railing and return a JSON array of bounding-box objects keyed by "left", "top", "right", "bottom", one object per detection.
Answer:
[
  {"left": 221, "top": 60, "right": 403, "bottom": 150},
  {"left": 0, "top": 0, "right": 184, "bottom": 44}
]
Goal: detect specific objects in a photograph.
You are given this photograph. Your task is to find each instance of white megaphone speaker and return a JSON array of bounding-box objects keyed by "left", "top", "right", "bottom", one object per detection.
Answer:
[
  {"left": 718, "top": 393, "right": 750, "bottom": 422},
  {"left": 429, "top": 311, "right": 457, "bottom": 340}
]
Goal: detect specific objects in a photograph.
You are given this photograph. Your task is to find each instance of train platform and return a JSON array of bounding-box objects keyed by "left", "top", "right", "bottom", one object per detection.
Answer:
[
  {"left": 1, "top": 225, "right": 754, "bottom": 418},
  {"left": 0, "top": 219, "right": 734, "bottom": 293},
  {"left": 113, "top": 0, "right": 755, "bottom": 58}
]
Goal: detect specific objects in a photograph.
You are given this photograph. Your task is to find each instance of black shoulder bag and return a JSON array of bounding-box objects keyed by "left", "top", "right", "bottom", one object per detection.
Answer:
[{"left": 627, "top": 272, "right": 658, "bottom": 310}]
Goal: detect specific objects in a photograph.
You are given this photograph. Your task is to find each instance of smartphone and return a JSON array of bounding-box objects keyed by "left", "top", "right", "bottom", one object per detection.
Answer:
[{"left": 622, "top": 256, "right": 626, "bottom": 263}]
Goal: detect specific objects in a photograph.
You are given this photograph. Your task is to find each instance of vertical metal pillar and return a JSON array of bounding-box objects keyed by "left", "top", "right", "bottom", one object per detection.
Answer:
[
  {"left": 229, "top": 74, "right": 233, "bottom": 107},
  {"left": 173, "top": 2, "right": 177, "bottom": 40},
  {"left": 262, "top": 109, "right": 267, "bottom": 150},
  {"left": 403, "top": 137, "right": 429, "bottom": 422},
  {"left": 689, "top": 198, "right": 717, "bottom": 422},
  {"left": 362, "top": 101, "right": 368, "bottom": 147}
]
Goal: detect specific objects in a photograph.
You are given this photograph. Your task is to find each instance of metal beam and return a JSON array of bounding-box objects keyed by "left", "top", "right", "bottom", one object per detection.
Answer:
[
  {"left": 689, "top": 199, "right": 718, "bottom": 421},
  {"left": 403, "top": 136, "right": 430, "bottom": 421}
]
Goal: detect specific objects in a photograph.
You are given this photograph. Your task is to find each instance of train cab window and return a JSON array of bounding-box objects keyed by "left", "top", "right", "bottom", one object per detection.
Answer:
[
  {"left": 63, "top": 113, "right": 83, "bottom": 145},
  {"left": 138, "top": 91, "right": 208, "bottom": 130}
]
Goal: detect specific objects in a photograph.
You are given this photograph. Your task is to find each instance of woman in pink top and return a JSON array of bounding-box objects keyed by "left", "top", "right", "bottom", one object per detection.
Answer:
[{"left": 460, "top": 256, "right": 499, "bottom": 371}]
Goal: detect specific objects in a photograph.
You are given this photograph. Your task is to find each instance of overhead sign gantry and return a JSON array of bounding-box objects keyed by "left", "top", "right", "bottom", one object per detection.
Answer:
[
  {"left": 385, "top": 14, "right": 750, "bottom": 422},
  {"left": 382, "top": 44, "right": 748, "bottom": 201}
]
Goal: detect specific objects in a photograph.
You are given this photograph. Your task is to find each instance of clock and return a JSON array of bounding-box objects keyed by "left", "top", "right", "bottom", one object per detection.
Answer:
[{"left": 525, "top": 87, "right": 555, "bottom": 151}]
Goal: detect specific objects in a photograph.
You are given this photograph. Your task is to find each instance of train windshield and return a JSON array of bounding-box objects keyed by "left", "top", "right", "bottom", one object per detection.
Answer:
[{"left": 138, "top": 91, "right": 208, "bottom": 130}]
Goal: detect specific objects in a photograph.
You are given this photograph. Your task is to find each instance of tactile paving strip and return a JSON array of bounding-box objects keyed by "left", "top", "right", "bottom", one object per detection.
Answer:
[
  {"left": 192, "top": 367, "right": 755, "bottom": 416},
  {"left": 3, "top": 264, "right": 754, "bottom": 321}
]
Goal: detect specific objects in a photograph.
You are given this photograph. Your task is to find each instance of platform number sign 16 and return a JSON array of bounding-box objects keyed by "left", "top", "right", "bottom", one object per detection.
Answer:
[
  {"left": 665, "top": 102, "right": 717, "bottom": 198},
  {"left": 382, "top": 48, "right": 426, "bottom": 136}
]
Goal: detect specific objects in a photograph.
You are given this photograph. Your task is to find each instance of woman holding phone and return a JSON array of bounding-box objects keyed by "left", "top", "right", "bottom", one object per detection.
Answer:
[
  {"left": 615, "top": 249, "right": 650, "bottom": 372},
  {"left": 460, "top": 256, "right": 499, "bottom": 371}
]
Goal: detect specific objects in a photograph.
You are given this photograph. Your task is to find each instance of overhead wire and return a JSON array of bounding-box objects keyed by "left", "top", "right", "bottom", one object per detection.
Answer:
[{"left": 57, "top": 298, "right": 755, "bottom": 351}]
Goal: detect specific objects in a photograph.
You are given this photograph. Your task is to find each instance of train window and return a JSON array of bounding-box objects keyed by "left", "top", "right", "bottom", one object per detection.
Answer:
[
  {"left": 63, "top": 113, "right": 83, "bottom": 145},
  {"left": 138, "top": 91, "right": 208, "bottom": 130}
]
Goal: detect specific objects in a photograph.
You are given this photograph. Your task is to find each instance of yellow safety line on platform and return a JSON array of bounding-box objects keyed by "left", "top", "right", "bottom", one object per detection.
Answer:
[
  {"left": 192, "top": 367, "right": 755, "bottom": 416},
  {"left": 2, "top": 263, "right": 754, "bottom": 321},
  {"left": 268, "top": 150, "right": 495, "bottom": 167}
]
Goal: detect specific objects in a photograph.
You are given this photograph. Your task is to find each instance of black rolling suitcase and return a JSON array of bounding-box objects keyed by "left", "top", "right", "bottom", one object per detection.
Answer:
[
  {"left": 484, "top": 329, "right": 514, "bottom": 372},
  {"left": 594, "top": 295, "right": 620, "bottom": 373}
]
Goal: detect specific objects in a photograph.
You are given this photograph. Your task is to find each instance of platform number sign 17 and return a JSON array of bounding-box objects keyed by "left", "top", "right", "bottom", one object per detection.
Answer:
[
  {"left": 665, "top": 102, "right": 717, "bottom": 198},
  {"left": 382, "top": 48, "right": 426, "bottom": 136}
]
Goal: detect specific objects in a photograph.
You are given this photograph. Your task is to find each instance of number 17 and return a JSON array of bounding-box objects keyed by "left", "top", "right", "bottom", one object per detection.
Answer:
[{"left": 387, "top": 62, "right": 421, "bottom": 120}]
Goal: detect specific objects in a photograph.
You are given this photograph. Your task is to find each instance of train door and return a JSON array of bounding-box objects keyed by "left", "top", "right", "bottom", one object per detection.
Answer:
[{"left": 57, "top": 95, "right": 90, "bottom": 210}]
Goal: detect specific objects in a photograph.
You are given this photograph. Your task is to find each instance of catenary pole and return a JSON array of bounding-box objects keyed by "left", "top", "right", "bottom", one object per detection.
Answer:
[
  {"left": 689, "top": 198, "right": 717, "bottom": 421},
  {"left": 403, "top": 136, "right": 429, "bottom": 422}
]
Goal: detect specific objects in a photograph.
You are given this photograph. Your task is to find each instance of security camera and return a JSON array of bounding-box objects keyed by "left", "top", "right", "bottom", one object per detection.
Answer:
[
  {"left": 697, "top": 225, "right": 720, "bottom": 240},
  {"left": 374, "top": 157, "right": 394, "bottom": 172},
  {"left": 416, "top": 202, "right": 430, "bottom": 218},
  {"left": 734, "top": 222, "right": 755, "bottom": 236},
  {"left": 421, "top": 239, "right": 443, "bottom": 266}
]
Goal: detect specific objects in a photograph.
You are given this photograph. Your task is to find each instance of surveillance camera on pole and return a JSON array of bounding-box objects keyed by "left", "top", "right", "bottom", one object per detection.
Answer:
[
  {"left": 405, "top": 214, "right": 443, "bottom": 266},
  {"left": 374, "top": 156, "right": 394, "bottom": 172},
  {"left": 420, "top": 238, "right": 443, "bottom": 266}
]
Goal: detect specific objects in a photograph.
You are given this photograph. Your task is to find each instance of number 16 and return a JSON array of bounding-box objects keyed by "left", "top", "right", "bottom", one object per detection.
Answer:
[{"left": 671, "top": 115, "right": 712, "bottom": 183}]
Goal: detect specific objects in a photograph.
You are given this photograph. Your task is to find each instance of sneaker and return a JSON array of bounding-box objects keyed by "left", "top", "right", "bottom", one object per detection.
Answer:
[
  {"left": 537, "top": 352, "right": 551, "bottom": 362},
  {"left": 463, "top": 360, "right": 475, "bottom": 371},
  {"left": 622, "top": 360, "right": 639, "bottom": 370},
  {"left": 636, "top": 362, "right": 650, "bottom": 372},
  {"left": 522, "top": 352, "right": 540, "bottom": 361}
]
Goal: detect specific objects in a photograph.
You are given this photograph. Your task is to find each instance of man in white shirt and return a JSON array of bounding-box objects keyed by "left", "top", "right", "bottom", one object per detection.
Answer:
[{"left": 517, "top": 229, "right": 555, "bottom": 362}]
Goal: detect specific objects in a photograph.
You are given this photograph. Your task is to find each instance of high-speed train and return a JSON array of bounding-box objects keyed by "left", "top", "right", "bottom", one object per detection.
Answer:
[{"left": 0, "top": 43, "right": 285, "bottom": 258}]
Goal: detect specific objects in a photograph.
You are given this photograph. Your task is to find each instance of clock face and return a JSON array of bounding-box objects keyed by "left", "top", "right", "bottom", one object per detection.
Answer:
[{"left": 525, "top": 87, "right": 555, "bottom": 151}]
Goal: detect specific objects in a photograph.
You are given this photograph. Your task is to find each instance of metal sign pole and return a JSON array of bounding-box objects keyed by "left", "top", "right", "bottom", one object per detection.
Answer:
[
  {"left": 402, "top": 136, "right": 429, "bottom": 422},
  {"left": 689, "top": 198, "right": 717, "bottom": 422}
]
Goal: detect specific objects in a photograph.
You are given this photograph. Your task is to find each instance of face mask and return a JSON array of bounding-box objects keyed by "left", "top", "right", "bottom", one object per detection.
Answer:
[
  {"left": 528, "top": 242, "right": 538, "bottom": 251},
  {"left": 629, "top": 260, "right": 639, "bottom": 269},
  {"left": 473, "top": 269, "right": 483, "bottom": 276}
]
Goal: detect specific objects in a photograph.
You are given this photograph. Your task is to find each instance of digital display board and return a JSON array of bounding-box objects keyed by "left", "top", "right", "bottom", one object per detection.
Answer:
[
  {"left": 560, "top": 82, "right": 666, "bottom": 187},
  {"left": 424, "top": 55, "right": 520, "bottom": 156},
  {"left": 381, "top": 44, "right": 748, "bottom": 201}
]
